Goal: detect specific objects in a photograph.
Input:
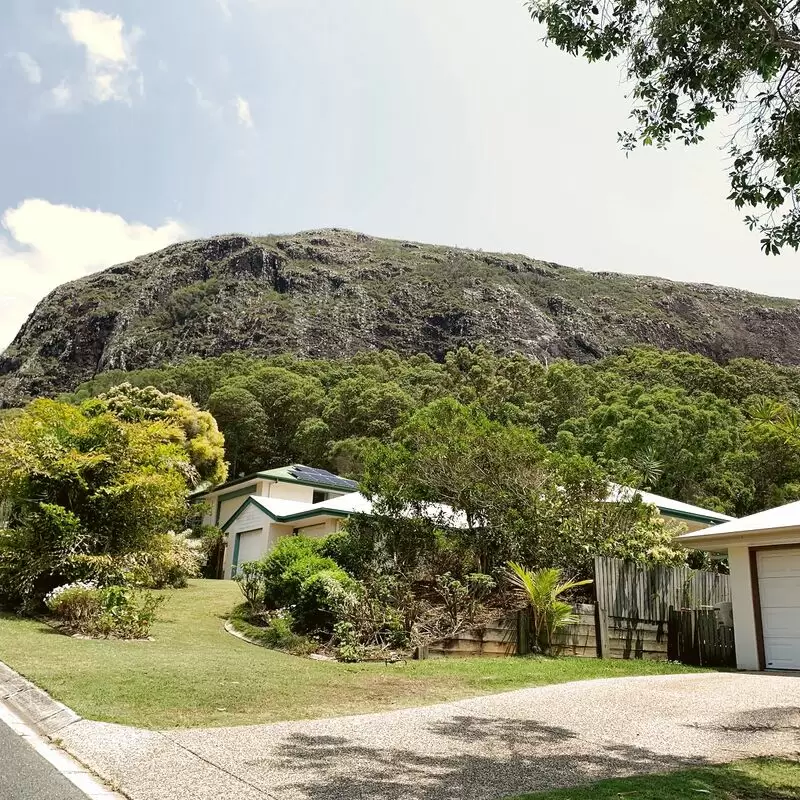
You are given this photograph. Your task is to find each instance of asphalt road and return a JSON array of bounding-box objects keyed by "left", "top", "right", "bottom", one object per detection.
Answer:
[{"left": 0, "top": 717, "right": 87, "bottom": 800}]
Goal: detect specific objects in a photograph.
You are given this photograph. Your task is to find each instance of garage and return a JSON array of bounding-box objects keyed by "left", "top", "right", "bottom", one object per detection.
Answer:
[
  {"left": 232, "top": 529, "right": 264, "bottom": 575},
  {"left": 678, "top": 500, "right": 800, "bottom": 671},
  {"left": 757, "top": 548, "right": 800, "bottom": 670}
]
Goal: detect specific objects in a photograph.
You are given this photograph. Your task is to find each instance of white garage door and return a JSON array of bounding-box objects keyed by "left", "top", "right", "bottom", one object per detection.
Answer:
[
  {"left": 758, "top": 548, "right": 800, "bottom": 670},
  {"left": 234, "top": 529, "right": 264, "bottom": 573}
]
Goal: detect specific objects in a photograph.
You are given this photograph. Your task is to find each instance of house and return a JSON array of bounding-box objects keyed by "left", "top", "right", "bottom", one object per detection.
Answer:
[
  {"left": 195, "top": 464, "right": 733, "bottom": 581},
  {"left": 193, "top": 465, "right": 361, "bottom": 578},
  {"left": 679, "top": 502, "right": 800, "bottom": 671}
]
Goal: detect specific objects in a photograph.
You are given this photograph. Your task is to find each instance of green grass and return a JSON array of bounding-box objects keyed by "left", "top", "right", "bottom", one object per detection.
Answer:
[
  {"left": 0, "top": 579, "right": 703, "bottom": 730},
  {"left": 513, "top": 758, "right": 800, "bottom": 799}
]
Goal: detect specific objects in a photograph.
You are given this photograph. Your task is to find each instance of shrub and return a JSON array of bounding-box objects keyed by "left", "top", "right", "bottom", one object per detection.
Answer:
[
  {"left": 236, "top": 561, "right": 263, "bottom": 607},
  {"left": 65, "top": 532, "right": 204, "bottom": 591},
  {"left": 235, "top": 536, "right": 341, "bottom": 611},
  {"left": 506, "top": 563, "right": 592, "bottom": 654},
  {"left": 228, "top": 605, "right": 316, "bottom": 656},
  {"left": 131, "top": 531, "right": 204, "bottom": 589},
  {"left": 276, "top": 555, "right": 345, "bottom": 610},
  {"left": 44, "top": 582, "right": 102, "bottom": 630},
  {"left": 295, "top": 568, "right": 357, "bottom": 631},
  {"left": 45, "top": 583, "right": 164, "bottom": 639},
  {"left": 333, "top": 621, "right": 367, "bottom": 662},
  {"left": 99, "top": 585, "right": 164, "bottom": 639},
  {"left": 434, "top": 572, "right": 496, "bottom": 633}
]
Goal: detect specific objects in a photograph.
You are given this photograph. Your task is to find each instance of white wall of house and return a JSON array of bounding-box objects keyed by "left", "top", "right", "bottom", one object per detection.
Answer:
[
  {"left": 295, "top": 519, "right": 343, "bottom": 538},
  {"left": 271, "top": 481, "right": 316, "bottom": 503},
  {"left": 683, "top": 527, "right": 800, "bottom": 671},
  {"left": 728, "top": 545, "right": 760, "bottom": 671}
]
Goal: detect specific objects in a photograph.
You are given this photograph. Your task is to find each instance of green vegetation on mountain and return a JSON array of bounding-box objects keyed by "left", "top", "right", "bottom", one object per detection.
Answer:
[
  {"left": 64, "top": 345, "right": 800, "bottom": 517},
  {"left": 4, "top": 229, "right": 800, "bottom": 405}
]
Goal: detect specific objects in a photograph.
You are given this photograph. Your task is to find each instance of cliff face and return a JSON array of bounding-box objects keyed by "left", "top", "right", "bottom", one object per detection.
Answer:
[{"left": 3, "top": 228, "right": 800, "bottom": 405}]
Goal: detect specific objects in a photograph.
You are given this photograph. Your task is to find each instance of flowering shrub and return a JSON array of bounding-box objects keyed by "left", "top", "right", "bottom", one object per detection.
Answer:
[
  {"left": 45, "top": 582, "right": 164, "bottom": 639},
  {"left": 44, "top": 582, "right": 102, "bottom": 630}
]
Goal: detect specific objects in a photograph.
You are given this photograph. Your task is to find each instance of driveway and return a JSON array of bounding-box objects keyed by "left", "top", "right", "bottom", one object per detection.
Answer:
[{"left": 58, "top": 672, "right": 800, "bottom": 800}]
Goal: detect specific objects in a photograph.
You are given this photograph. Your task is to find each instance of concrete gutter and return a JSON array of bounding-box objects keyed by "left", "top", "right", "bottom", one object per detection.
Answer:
[
  {"left": 0, "top": 659, "right": 126, "bottom": 799},
  {"left": 0, "top": 659, "right": 81, "bottom": 736}
]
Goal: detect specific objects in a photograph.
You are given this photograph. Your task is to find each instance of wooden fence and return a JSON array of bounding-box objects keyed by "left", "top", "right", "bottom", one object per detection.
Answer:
[
  {"left": 594, "top": 556, "right": 730, "bottom": 623},
  {"left": 419, "top": 559, "right": 733, "bottom": 665},
  {"left": 668, "top": 608, "right": 736, "bottom": 667}
]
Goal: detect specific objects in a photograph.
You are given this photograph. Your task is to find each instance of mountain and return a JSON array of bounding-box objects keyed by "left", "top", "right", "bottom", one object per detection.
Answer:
[{"left": 3, "top": 228, "right": 800, "bottom": 406}]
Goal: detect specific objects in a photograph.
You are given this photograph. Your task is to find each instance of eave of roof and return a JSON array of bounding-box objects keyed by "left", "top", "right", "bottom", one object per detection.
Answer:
[
  {"left": 678, "top": 499, "right": 800, "bottom": 544},
  {"left": 606, "top": 483, "right": 733, "bottom": 526},
  {"left": 221, "top": 495, "right": 358, "bottom": 531}
]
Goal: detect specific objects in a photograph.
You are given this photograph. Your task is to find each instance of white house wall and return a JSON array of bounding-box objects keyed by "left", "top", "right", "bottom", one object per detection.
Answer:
[
  {"left": 295, "top": 519, "right": 342, "bottom": 538},
  {"left": 270, "top": 481, "right": 316, "bottom": 503},
  {"left": 729, "top": 545, "right": 760, "bottom": 671}
]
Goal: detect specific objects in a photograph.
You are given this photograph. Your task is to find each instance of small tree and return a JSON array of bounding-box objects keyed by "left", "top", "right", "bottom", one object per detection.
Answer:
[
  {"left": 506, "top": 562, "right": 592, "bottom": 654},
  {"left": 0, "top": 398, "right": 196, "bottom": 608}
]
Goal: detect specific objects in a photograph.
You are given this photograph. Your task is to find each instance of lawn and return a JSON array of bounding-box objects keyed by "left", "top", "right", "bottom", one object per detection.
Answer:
[
  {"left": 514, "top": 758, "right": 800, "bottom": 799},
  {"left": 0, "top": 579, "right": 703, "bottom": 730}
]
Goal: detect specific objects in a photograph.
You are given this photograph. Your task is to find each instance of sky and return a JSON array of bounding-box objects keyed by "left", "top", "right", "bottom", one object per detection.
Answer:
[{"left": 2, "top": 0, "right": 800, "bottom": 352}]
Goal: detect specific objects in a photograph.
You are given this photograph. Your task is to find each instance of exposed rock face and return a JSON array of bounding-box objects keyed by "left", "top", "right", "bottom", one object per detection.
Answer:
[{"left": 3, "top": 228, "right": 800, "bottom": 405}]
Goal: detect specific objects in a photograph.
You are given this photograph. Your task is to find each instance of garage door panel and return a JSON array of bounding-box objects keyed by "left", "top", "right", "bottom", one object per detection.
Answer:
[
  {"left": 758, "top": 548, "right": 800, "bottom": 671},
  {"left": 758, "top": 550, "right": 800, "bottom": 577},
  {"left": 758, "top": 576, "right": 800, "bottom": 607},
  {"left": 237, "top": 529, "right": 264, "bottom": 566},
  {"left": 764, "top": 638, "right": 800, "bottom": 670},
  {"left": 760, "top": 607, "right": 800, "bottom": 636}
]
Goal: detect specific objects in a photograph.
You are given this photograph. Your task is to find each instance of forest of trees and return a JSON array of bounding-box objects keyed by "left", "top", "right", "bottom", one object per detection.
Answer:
[{"left": 67, "top": 346, "right": 800, "bottom": 517}]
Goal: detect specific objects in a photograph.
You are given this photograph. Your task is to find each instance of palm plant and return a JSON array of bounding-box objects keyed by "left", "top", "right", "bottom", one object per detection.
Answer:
[{"left": 506, "top": 562, "right": 592, "bottom": 655}]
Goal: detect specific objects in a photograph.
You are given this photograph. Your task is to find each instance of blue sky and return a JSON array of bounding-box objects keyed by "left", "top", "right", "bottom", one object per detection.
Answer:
[{"left": 2, "top": 0, "right": 799, "bottom": 351}]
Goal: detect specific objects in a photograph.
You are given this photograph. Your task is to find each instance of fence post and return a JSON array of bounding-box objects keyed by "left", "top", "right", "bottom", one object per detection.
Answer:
[
  {"left": 667, "top": 606, "right": 677, "bottom": 661},
  {"left": 517, "top": 609, "right": 530, "bottom": 656},
  {"left": 595, "top": 603, "right": 610, "bottom": 659}
]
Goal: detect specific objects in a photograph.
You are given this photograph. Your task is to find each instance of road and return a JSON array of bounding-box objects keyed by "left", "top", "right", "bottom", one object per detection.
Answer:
[{"left": 0, "top": 717, "right": 87, "bottom": 800}]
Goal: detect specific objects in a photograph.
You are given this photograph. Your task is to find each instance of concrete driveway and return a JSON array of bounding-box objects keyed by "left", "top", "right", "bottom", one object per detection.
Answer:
[{"left": 58, "top": 672, "right": 800, "bottom": 800}]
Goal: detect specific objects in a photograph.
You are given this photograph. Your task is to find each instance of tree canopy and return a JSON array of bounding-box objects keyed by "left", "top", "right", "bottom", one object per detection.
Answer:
[
  {"left": 526, "top": 0, "right": 800, "bottom": 253},
  {"left": 67, "top": 345, "right": 800, "bottom": 516},
  {"left": 0, "top": 399, "right": 194, "bottom": 607},
  {"left": 89, "top": 383, "right": 228, "bottom": 486},
  {"left": 361, "top": 398, "right": 684, "bottom": 576}
]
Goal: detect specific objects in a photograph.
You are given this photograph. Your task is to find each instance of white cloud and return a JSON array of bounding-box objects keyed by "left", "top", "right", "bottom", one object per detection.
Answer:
[
  {"left": 215, "top": 0, "right": 232, "bottom": 19},
  {"left": 50, "top": 80, "right": 72, "bottom": 109},
  {"left": 235, "top": 95, "right": 254, "bottom": 128},
  {"left": 0, "top": 199, "right": 186, "bottom": 352},
  {"left": 188, "top": 78, "right": 223, "bottom": 119},
  {"left": 13, "top": 52, "right": 42, "bottom": 84},
  {"left": 58, "top": 8, "right": 142, "bottom": 103}
]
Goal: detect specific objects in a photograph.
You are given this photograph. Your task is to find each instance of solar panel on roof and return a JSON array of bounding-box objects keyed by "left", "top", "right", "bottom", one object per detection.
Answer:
[{"left": 289, "top": 465, "right": 358, "bottom": 491}]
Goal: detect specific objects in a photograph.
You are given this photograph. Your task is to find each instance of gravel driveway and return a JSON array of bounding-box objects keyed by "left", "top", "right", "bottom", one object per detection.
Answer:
[{"left": 58, "top": 672, "right": 800, "bottom": 800}]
